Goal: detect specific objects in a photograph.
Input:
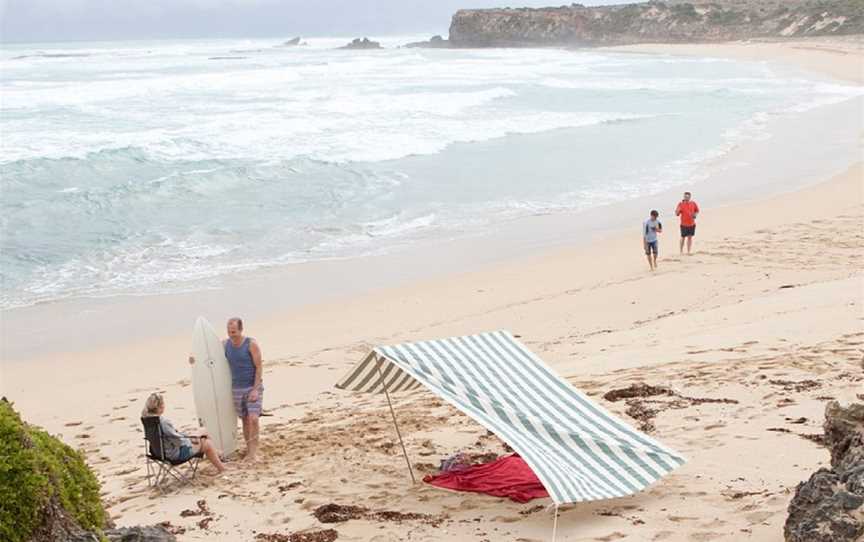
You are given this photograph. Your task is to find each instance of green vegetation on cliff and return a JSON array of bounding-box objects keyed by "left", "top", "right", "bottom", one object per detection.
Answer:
[
  {"left": 0, "top": 398, "right": 105, "bottom": 542},
  {"left": 449, "top": 0, "right": 864, "bottom": 47}
]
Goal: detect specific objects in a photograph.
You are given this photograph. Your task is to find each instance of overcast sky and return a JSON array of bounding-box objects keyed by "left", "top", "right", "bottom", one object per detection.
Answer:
[{"left": 1, "top": 0, "right": 632, "bottom": 43}]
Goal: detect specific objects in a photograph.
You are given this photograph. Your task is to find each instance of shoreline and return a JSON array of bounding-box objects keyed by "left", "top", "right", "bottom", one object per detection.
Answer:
[
  {"left": 1, "top": 38, "right": 862, "bottom": 542},
  {"left": 603, "top": 37, "right": 864, "bottom": 85}
]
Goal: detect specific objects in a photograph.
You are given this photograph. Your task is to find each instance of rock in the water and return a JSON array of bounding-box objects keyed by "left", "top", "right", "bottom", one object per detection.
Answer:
[
  {"left": 339, "top": 37, "right": 382, "bottom": 50},
  {"left": 281, "top": 37, "right": 301, "bottom": 46},
  {"left": 404, "top": 35, "right": 451, "bottom": 48},
  {"left": 784, "top": 401, "right": 864, "bottom": 542}
]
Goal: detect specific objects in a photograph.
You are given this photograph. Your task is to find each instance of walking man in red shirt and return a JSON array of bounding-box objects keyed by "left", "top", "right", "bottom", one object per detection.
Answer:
[{"left": 675, "top": 191, "right": 700, "bottom": 255}]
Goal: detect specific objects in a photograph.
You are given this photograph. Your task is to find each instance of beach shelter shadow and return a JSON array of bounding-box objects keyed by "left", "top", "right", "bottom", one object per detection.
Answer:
[{"left": 335, "top": 330, "right": 686, "bottom": 535}]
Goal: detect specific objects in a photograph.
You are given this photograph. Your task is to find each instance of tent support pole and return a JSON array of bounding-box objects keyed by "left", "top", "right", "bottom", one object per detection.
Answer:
[
  {"left": 376, "top": 359, "right": 416, "bottom": 484},
  {"left": 551, "top": 505, "right": 559, "bottom": 542}
]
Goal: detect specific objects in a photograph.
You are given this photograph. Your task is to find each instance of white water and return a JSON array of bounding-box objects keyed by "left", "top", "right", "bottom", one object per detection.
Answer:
[{"left": 1, "top": 36, "right": 861, "bottom": 309}]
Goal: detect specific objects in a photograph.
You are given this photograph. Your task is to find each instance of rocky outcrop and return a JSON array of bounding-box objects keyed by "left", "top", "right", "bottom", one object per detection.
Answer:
[
  {"left": 448, "top": 0, "right": 864, "bottom": 47},
  {"left": 784, "top": 401, "right": 864, "bottom": 542},
  {"left": 69, "top": 526, "right": 177, "bottom": 542},
  {"left": 281, "top": 37, "right": 302, "bottom": 47},
  {"left": 339, "top": 37, "right": 383, "bottom": 50},
  {"left": 404, "top": 35, "right": 452, "bottom": 48}
]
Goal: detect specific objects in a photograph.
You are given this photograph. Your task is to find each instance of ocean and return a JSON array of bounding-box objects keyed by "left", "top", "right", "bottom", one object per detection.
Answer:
[{"left": 1, "top": 35, "right": 860, "bottom": 310}]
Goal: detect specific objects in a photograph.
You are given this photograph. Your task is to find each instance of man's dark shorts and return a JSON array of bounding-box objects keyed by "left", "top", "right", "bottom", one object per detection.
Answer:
[
  {"left": 645, "top": 241, "right": 658, "bottom": 256},
  {"left": 680, "top": 225, "right": 696, "bottom": 238}
]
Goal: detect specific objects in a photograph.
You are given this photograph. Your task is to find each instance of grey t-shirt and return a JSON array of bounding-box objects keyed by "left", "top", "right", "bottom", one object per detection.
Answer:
[
  {"left": 159, "top": 417, "right": 192, "bottom": 460},
  {"left": 643, "top": 219, "right": 662, "bottom": 242}
]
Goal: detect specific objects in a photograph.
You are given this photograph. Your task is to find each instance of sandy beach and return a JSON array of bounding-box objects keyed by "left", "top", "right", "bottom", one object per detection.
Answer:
[{"left": 1, "top": 39, "right": 862, "bottom": 541}]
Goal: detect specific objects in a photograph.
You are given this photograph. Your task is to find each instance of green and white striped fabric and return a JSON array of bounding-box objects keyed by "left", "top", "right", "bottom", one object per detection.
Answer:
[{"left": 336, "top": 330, "right": 686, "bottom": 504}]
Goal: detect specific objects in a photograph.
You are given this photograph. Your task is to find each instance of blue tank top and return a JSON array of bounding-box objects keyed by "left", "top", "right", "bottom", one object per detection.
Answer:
[{"left": 225, "top": 337, "right": 256, "bottom": 388}]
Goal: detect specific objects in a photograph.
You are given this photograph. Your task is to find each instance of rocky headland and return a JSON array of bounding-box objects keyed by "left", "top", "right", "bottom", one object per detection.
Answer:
[{"left": 447, "top": 0, "right": 864, "bottom": 47}]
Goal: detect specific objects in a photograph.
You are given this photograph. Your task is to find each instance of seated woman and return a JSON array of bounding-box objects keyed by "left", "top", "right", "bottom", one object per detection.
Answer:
[{"left": 141, "top": 393, "right": 227, "bottom": 474}]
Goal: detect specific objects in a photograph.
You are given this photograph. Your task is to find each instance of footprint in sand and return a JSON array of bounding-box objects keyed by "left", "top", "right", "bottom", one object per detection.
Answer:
[
  {"left": 745, "top": 510, "right": 774, "bottom": 524},
  {"left": 688, "top": 532, "right": 724, "bottom": 541},
  {"left": 594, "top": 533, "right": 627, "bottom": 542},
  {"left": 668, "top": 515, "right": 698, "bottom": 522}
]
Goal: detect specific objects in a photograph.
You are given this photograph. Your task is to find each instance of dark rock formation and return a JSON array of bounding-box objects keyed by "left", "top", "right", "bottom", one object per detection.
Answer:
[
  {"left": 282, "top": 37, "right": 302, "bottom": 46},
  {"left": 448, "top": 0, "right": 864, "bottom": 47},
  {"left": 104, "top": 526, "right": 178, "bottom": 542},
  {"left": 404, "top": 35, "right": 452, "bottom": 48},
  {"left": 339, "top": 37, "right": 383, "bottom": 50},
  {"left": 784, "top": 401, "right": 864, "bottom": 542},
  {"left": 69, "top": 525, "right": 177, "bottom": 542}
]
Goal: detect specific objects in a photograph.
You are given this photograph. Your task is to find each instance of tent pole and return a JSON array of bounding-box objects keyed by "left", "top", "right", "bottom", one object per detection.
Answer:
[
  {"left": 376, "top": 359, "right": 416, "bottom": 484},
  {"left": 551, "top": 504, "right": 559, "bottom": 542}
]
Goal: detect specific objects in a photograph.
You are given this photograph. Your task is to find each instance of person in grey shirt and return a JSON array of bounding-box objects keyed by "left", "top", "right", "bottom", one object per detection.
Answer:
[
  {"left": 141, "top": 393, "right": 227, "bottom": 474},
  {"left": 643, "top": 210, "right": 663, "bottom": 271}
]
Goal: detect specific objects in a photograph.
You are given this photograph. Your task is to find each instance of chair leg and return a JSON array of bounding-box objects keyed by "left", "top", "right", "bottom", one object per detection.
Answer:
[
  {"left": 166, "top": 466, "right": 191, "bottom": 486},
  {"left": 154, "top": 464, "right": 170, "bottom": 493},
  {"left": 145, "top": 457, "right": 155, "bottom": 488},
  {"left": 150, "top": 458, "right": 203, "bottom": 493},
  {"left": 189, "top": 458, "right": 200, "bottom": 480}
]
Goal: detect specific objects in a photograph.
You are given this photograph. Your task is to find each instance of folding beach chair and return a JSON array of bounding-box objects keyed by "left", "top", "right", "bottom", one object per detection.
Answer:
[{"left": 141, "top": 416, "right": 203, "bottom": 491}]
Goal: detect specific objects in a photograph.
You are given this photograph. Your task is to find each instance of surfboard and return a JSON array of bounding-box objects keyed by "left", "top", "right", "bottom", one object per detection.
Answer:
[{"left": 191, "top": 316, "right": 237, "bottom": 456}]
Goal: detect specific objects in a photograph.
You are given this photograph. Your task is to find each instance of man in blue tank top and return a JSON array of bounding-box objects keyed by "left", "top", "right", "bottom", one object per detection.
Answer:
[{"left": 224, "top": 317, "right": 264, "bottom": 462}]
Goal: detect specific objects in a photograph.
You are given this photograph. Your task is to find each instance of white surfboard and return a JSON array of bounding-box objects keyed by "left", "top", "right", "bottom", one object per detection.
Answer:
[{"left": 191, "top": 316, "right": 237, "bottom": 456}]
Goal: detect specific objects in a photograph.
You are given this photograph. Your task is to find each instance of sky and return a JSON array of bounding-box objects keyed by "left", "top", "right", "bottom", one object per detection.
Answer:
[{"left": 0, "top": 0, "right": 632, "bottom": 43}]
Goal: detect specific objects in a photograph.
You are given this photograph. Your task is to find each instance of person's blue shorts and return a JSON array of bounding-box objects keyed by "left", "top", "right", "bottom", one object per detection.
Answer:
[
  {"left": 645, "top": 241, "right": 658, "bottom": 256},
  {"left": 177, "top": 445, "right": 193, "bottom": 461}
]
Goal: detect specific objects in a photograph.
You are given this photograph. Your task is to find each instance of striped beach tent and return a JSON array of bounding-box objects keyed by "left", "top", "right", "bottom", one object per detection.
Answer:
[{"left": 336, "top": 330, "right": 686, "bottom": 505}]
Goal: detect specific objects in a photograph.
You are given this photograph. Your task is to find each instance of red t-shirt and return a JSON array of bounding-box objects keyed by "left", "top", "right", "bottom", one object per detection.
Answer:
[{"left": 676, "top": 200, "right": 699, "bottom": 227}]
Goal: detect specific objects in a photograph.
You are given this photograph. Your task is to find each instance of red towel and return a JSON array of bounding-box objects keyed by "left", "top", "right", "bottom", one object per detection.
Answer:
[{"left": 424, "top": 454, "right": 549, "bottom": 503}]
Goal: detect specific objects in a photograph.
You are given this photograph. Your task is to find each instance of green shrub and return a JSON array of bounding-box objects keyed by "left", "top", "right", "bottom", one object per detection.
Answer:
[
  {"left": 671, "top": 3, "right": 700, "bottom": 21},
  {"left": 0, "top": 399, "right": 105, "bottom": 542},
  {"left": 707, "top": 8, "right": 745, "bottom": 25}
]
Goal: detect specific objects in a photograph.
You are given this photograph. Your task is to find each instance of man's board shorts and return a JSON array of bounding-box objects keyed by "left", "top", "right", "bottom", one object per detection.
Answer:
[
  {"left": 232, "top": 386, "right": 264, "bottom": 417},
  {"left": 645, "top": 241, "right": 658, "bottom": 256},
  {"left": 680, "top": 225, "right": 696, "bottom": 237}
]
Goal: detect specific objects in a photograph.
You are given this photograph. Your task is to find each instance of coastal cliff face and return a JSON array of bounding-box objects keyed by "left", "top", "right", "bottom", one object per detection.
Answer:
[{"left": 449, "top": 0, "right": 864, "bottom": 47}]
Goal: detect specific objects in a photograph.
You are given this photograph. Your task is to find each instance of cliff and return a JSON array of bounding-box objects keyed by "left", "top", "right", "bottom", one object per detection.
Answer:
[{"left": 448, "top": 0, "right": 864, "bottom": 47}]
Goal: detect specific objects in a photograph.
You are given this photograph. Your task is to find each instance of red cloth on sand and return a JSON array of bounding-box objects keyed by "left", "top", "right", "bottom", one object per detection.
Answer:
[{"left": 423, "top": 454, "right": 549, "bottom": 503}]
